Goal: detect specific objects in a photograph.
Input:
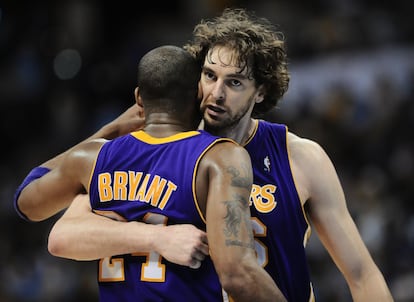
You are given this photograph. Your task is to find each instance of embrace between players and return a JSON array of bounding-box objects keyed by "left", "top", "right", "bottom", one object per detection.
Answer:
[{"left": 14, "top": 8, "right": 393, "bottom": 302}]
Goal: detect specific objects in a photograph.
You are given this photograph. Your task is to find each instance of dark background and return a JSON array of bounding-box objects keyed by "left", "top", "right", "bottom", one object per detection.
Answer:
[{"left": 1, "top": 0, "right": 413, "bottom": 301}]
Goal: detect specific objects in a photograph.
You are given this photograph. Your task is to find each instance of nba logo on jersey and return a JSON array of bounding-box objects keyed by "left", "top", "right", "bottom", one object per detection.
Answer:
[{"left": 264, "top": 156, "right": 271, "bottom": 172}]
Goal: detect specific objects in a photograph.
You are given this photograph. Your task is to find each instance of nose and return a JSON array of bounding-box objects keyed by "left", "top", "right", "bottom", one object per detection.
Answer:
[{"left": 211, "top": 81, "right": 225, "bottom": 101}]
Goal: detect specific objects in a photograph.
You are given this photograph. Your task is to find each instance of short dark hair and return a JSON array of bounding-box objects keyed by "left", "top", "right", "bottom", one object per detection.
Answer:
[{"left": 137, "top": 45, "right": 200, "bottom": 113}]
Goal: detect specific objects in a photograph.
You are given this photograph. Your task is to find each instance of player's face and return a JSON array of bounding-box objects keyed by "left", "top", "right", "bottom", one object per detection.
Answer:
[{"left": 199, "top": 46, "right": 262, "bottom": 133}]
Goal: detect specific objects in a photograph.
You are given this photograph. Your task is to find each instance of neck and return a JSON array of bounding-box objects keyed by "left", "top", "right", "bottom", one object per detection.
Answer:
[
  {"left": 204, "top": 118, "right": 256, "bottom": 145},
  {"left": 143, "top": 114, "right": 194, "bottom": 138}
]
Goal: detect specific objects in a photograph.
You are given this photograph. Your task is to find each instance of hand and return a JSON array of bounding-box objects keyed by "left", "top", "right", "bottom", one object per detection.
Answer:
[{"left": 154, "top": 224, "right": 209, "bottom": 269}]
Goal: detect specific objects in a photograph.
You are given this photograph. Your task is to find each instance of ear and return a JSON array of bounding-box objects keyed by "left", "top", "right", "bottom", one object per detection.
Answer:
[
  {"left": 134, "top": 87, "right": 143, "bottom": 107},
  {"left": 254, "top": 85, "right": 265, "bottom": 104}
]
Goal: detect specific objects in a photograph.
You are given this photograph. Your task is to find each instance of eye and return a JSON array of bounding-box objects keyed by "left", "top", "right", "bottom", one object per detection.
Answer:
[
  {"left": 203, "top": 70, "right": 216, "bottom": 81},
  {"left": 229, "top": 79, "right": 242, "bottom": 87}
]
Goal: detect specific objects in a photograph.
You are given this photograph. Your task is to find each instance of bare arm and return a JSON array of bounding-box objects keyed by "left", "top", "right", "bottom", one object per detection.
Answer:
[
  {"left": 17, "top": 139, "right": 105, "bottom": 221},
  {"left": 202, "top": 142, "right": 286, "bottom": 302},
  {"left": 16, "top": 103, "right": 144, "bottom": 221},
  {"left": 289, "top": 133, "right": 393, "bottom": 301},
  {"left": 20, "top": 104, "right": 210, "bottom": 268},
  {"left": 48, "top": 194, "right": 209, "bottom": 267}
]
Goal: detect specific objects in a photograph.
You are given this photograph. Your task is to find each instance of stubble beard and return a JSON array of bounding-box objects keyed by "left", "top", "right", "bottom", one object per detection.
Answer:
[{"left": 202, "top": 103, "right": 251, "bottom": 138}]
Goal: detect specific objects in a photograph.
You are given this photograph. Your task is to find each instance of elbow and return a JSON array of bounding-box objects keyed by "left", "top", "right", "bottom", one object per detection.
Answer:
[
  {"left": 20, "top": 207, "right": 47, "bottom": 222},
  {"left": 16, "top": 203, "right": 39, "bottom": 222},
  {"left": 216, "top": 262, "right": 252, "bottom": 296},
  {"left": 218, "top": 265, "right": 287, "bottom": 302},
  {"left": 219, "top": 272, "right": 247, "bottom": 297},
  {"left": 21, "top": 208, "right": 49, "bottom": 222},
  {"left": 47, "top": 233, "right": 62, "bottom": 257},
  {"left": 15, "top": 192, "right": 47, "bottom": 222},
  {"left": 47, "top": 226, "right": 70, "bottom": 258}
]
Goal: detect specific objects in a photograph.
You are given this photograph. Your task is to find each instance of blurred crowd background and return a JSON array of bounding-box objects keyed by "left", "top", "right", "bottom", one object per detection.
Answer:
[{"left": 1, "top": 0, "right": 413, "bottom": 301}]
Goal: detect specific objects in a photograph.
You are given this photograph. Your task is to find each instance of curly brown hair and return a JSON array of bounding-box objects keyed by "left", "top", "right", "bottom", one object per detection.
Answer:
[{"left": 184, "top": 8, "right": 290, "bottom": 116}]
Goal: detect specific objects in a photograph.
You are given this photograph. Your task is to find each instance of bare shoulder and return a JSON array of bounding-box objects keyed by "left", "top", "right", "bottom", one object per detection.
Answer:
[
  {"left": 196, "top": 140, "right": 253, "bottom": 213},
  {"left": 287, "top": 131, "right": 335, "bottom": 203},
  {"left": 287, "top": 132, "right": 329, "bottom": 167},
  {"left": 199, "top": 140, "right": 252, "bottom": 181},
  {"left": 208, "top": 140, "right": 251, "bottom": 164}
]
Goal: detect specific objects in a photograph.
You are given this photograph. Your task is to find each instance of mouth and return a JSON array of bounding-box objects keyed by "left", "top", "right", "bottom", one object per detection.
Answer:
[{"left": 206, "top": 104, "right": 226, "bottom": 117}]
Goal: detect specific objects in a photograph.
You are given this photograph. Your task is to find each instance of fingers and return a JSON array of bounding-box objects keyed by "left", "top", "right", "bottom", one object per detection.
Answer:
[
  {"left": 192, "top": 250, "right": 206, "bottom": 262},
  {"left": 188, "top": 245, "right": 207, "bottom": 269},
  {"left": 198, "top": 242, "right": 209, "bottom": 256},
  {"left": 200, "top": 232, "right": 208, "bottom": 244},
  {"left": 159, "top": 224, "right": 209, "bottom": 268},
  {"left": 198, "top": 232, "right": 209, "bottom": 256},
  {"left": 189, "top": 259, "right": 201, "bottom": 269},
  {"left": 185, "top": 234, "right": 207, "bottom": 269}
]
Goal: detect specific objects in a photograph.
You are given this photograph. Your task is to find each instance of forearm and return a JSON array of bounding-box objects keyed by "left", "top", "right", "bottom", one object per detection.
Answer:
[
  {"left": 48, "top": 193, "right": 209, "bottom": 266},
  {"left": 15, "top": 125, "right": 115, "bottom": 221},
  {"left": 18, "top": 191, "right": 72, "bottom": 222},
  {"left": 220, "top": 260, "right": 286, "bottom": 302},
  {"left": 48, "top": 213, "right": 158, "bottom": 260},
  {"left": 14, "top": 166, "right": 70, "bottom": 222},
  {"left": 349, "top": 268, "right": 394, "bottom": 302},
  {"left": 15, "top": 104, "right": 143, "bottom": 222},
  {"left": 253, "top": 267, "right": 287, "bottom": 302}
]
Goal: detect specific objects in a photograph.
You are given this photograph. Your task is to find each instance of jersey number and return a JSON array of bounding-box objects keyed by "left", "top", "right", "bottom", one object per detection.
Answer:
[
  {"left": 251, "top": 217, "right": 268, "bottom": 267},
  {"left": 99, "top": 213, "right": 167, "bottom": 282},
  {"left": 99, "top": 216, "right": 269, "bottom": 282}
]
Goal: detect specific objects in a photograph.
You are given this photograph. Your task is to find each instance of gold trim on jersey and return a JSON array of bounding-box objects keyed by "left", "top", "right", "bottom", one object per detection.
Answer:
[
  {"left": 88, "top": 142, "right": 107, "bottom": 193},
  {"left": 131, "top": 130, "right": 201, "bottom": 144},
  {"left": 242, "top": 119, "right": 259, "bottom": 146},
  {"left": 284, "top": 125, "right": 312, "bottom": 247},
  {"left": 192, "top": 138, "right": 238, "bottom": 224}
]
